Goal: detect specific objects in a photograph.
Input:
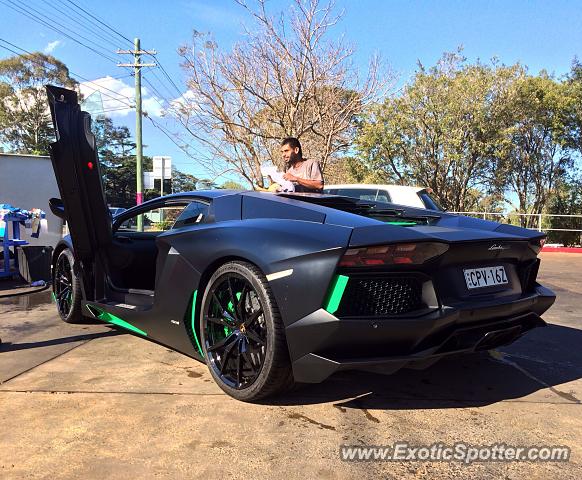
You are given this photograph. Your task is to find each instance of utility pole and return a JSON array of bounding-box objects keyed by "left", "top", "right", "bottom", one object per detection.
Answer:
[
  {"left": 160, "top": 157, "right": 165, "bottom": 224},
  {"left": 117, "top": 39, "right": 156, "bottom": 230}
]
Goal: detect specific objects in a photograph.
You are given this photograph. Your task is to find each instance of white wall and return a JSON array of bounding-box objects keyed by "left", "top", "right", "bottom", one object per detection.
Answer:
[{"left": 0, "top": 153, "right": 64, "bottom": 248}]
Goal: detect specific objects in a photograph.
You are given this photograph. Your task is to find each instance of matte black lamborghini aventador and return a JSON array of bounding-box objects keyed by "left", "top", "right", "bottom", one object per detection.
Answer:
[{"left": 46, "top": 86, "right": 555, "bottom": 401}]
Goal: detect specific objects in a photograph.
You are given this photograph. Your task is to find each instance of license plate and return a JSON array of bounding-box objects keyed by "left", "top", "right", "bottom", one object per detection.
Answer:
[{"left": 464, "top": 266, "right": 508, "bottom": 290}]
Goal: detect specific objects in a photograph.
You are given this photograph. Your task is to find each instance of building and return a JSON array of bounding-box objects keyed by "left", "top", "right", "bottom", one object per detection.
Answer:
[{"left": 0, "top": 152, "right": 64, "bottom": 249}]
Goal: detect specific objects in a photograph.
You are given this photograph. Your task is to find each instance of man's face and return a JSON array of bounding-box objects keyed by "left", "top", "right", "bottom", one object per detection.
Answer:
[{"left": 281, "top": 144, "right": 300, "bottom": 165}]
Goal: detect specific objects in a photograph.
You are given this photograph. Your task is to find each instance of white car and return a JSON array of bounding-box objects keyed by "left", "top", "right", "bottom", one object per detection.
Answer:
[{"left": 323, "top": 184, "right": 444, "bottom": 211}]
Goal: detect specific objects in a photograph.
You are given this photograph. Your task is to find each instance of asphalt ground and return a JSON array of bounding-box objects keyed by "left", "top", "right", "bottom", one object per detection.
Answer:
[{"left": 0, "top": 252, "right": 580, "bottom": 479}]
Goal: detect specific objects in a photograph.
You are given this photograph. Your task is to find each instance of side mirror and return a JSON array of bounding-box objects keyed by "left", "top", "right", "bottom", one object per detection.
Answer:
[{"left": 49, "top": 197, "right": 66, "bottom": 220}]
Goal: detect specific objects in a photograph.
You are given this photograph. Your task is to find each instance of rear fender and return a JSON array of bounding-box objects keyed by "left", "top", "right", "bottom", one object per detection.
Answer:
[{"left": 157, "top": 219, "right": 352, "bottom": 327}]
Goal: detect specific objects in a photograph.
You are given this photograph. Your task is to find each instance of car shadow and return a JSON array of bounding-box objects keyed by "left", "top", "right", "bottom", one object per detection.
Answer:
[
  {"left": 0, "top": 330, "right": 123, "bottom": 352},
  {"left": 269, "top": 323, "right": 582, "bottom": 408}
]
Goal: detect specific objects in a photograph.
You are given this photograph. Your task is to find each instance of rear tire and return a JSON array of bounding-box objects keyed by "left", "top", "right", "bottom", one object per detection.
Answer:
[
  {"left": 53, "top": 248, "right": 84, "bottom": 323},
  {"left": 200, "top": 261, "right": 293, "bottom": 402}
]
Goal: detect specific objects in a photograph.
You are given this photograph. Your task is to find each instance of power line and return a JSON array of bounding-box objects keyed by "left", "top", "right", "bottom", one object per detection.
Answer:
[
  {"left": 81, "top": 80, "right": 134, "bottom": 104},
  {"left": 0, "top": 38, "right": 134, "bottom": 108},
  {"left": 40, "top": 0, "right": 130, "bottom": 54},
  {"left": 28, "top": 0, "right": 183, "bottom": 117},
  {"left": 148, "top": 68, "right": 179, "bottom": 101},
  {"left": 150, "top": 54, "right": 183, "bottom": 97},
  {"left": 3, "top": 0, "right": 184, "bottom": 111},
  {"left": 0, "top": 38, "right": 133, "bottom": 102},
  {"left": 94, "top": 106, "right": 133, "bottom": 114},
  {"left": 112, "top": 72, "right": 135, "bottom": 80},
  {"left": 62, "top": 0, "right": 135, "bottom": 48},
  {"left": 0, "top": 37, "right": 204, "bottom": 175},
  {"left": 26, "top": 0, "right": 128, "bottom": 61},
  {"left": 146, "top": 115, "right": 216, "bottom": 178},
  {"left": 146, "top": 116, "right": 196, "bottom": 160},
  {"left": 42, "top": 106, "right": 133, "bottom": 119},
  {"left": 142, "top": 76, "right": 169, "bottom": 110},
  {"left": 1, "top": 0, "right": 119, "bottom": 64}
]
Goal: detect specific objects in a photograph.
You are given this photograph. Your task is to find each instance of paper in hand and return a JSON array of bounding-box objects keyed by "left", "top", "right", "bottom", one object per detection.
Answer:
[{"left": 260, "top": 165, "right": 295, "bottom": 192}]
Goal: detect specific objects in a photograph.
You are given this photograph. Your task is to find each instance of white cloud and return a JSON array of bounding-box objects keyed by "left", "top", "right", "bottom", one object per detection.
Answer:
[
  {"left": 79, "top": 76, "right": 165, "bottom": 118},
  {"left": 169, "top": 89, "right": 200, "bottom": 114},
  {"left": 142, "top": 96, "right": 164, "bottom": 117},
  {"left": 44, "top": 40, "right": 62, "bottom": 54}
]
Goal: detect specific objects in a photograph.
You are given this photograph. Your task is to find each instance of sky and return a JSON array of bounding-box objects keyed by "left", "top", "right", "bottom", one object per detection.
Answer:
[{"left": 1, "top": 0, "right": 581, "bottom": 185}]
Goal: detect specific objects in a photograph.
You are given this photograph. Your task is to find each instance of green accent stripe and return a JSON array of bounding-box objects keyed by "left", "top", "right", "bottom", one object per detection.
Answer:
[
  {"left": 93, "top": 307, "right": 147, "bottom": 336},
  {"left": 385, "top": 221, "right": 417, "bottom": 226},
  {"left": 323, "top": 274, "right": 349, "bottom": 314},
  {"left": 191, "top": 290, "right": 204, "bottom": 356},
  {"left": 51, "top": 292, "right": 56, "bottom": 303}
]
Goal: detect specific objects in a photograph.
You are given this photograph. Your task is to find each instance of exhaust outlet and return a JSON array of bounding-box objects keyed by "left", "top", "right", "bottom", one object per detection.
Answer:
[{"left": 475, "top": 325, "right": 523, "bottom": 351}]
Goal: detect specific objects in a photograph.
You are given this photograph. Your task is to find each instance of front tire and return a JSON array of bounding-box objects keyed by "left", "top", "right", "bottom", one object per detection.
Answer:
[
  {"left": 53, "top": 248, "right": 83, "bottom": 323},
  {"left": 200, "top": 261, "right": 293, "bottom": 402}
]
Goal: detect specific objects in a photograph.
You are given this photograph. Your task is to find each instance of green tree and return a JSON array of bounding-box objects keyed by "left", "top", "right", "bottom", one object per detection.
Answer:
[
  {"left": 355, "top": 52, "right": 521, "bottom": 211},
  {"left": 93, "top": 116, "right": 203, "bottom": 203},
  {"left": 546, "top": 177, "right": 582, "bottom": 245},
  {"left": 542, "top": 61, "right": 582, "bottom": 244},
  {"left": 196, "top": 179, "right": 218, "bottom": 190},
  {"left": 499, "top": 74, "right": 577, "bottom": 227},
  {"left": 0, "top": 52, "right": 78, "bottom": 154},
  {"left": 219, "top": 180, "right": 246, "bottom": 190},
  {"left": 92, "top": 116, "right": 143, "bottom": 207},
  {"left": 171, "top": 167, "right": 198, "bottom": 193},
  {"left": 562, "top": 58, "right": 582, "bottom": 153}
]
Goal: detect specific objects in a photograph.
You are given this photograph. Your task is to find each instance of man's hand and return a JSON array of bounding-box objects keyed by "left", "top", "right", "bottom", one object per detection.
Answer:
[{"left": 283, "top": 170, "right": 323, "bottom": 191}]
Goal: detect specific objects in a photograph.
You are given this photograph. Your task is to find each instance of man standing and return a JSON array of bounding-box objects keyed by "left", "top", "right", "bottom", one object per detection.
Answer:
[{"left": 281, "top": 137, "right": 324, "bottom": 193}]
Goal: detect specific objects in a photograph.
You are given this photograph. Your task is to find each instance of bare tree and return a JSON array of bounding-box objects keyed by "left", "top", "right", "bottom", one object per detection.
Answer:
[{"left": 173, "top": 0, "right": 388, "bottom": 187}]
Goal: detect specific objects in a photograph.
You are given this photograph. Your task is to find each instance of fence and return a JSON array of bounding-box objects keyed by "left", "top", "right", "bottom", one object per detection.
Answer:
[
  {"left": 451, "top": 211, "right": 582, "bottom": 244},
  {"left": 452, "top": 211, "right": 582, "bottom": 232}
]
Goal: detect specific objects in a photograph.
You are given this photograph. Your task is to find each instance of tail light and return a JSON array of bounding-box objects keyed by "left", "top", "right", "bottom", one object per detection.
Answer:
[
  {"left": 529, "top": 237, "right": 546, "bottom": 255},
  {"left": 339, "top": 242, "right": 449, "bottom": 267}
]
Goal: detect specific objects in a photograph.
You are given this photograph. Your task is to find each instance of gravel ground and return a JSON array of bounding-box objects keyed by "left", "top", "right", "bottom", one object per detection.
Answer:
[{"left": 0, "top": 252, "right": 580, "bottom": 479}]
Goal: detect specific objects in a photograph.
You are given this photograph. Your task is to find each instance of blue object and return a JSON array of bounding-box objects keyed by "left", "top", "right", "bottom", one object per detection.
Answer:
[
  {"left": 0, "top": 205, "right": 46, "bottom": 279},
  {"left": 0, "top": 215, "right": 27, "bottom": 279}
]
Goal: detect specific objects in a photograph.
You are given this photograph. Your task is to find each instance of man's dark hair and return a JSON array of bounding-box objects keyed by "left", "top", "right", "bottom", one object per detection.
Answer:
[{"left": 281, "top": 137, "right": 302, "bottom": 158}]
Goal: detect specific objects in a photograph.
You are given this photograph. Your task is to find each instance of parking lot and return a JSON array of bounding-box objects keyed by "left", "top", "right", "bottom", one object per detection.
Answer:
[{"left": 0, "top": 252, "right": 580, "bottom": 479}]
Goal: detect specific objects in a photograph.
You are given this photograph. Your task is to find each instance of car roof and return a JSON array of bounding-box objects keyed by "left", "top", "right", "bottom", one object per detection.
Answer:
[
  {"left": 162, "top": 189, "right": 242, "bottom": 199},
  {"left": 134, "top": 189, "right": 241, "bottom": 205},
  {"left": 137, "top": 190, "right": 341, "bottom": 205},
  {"left": 324, "top": 184, "right": 425, "bottom": 193}
]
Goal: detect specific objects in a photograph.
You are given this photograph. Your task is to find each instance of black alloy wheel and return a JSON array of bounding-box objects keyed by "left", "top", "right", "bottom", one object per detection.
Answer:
[
  {"left": 200, "top": 261, "right": 292, "bottom": 401},
  {"left": 53, "top": 248, "right": 83, "bottom": 323}
]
